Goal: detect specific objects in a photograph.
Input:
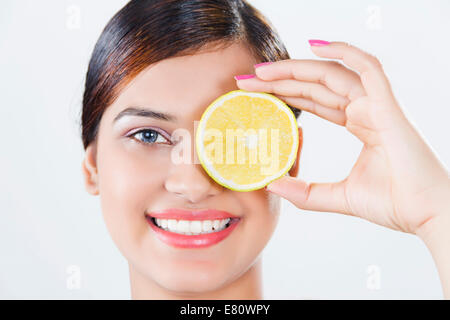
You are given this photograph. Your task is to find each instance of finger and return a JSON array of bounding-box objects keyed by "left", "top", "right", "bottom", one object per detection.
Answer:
[
  {"left": 274, "top": 94, "right": 347, "bottom": 126},
  {"left": 236, "top": 77, "right": 350, "bottom": 110},
  {"left": 266, "top": 176, "right": 352, "bottom": 215},
  {"left": 344, "top": 96, "right": 382, "bottom": 146},
  {"left": 253, "top": 59, "right": 366, "bottom": 101},
  {"left": 309, "top": 41, "right": 394, "bottom": 102}
]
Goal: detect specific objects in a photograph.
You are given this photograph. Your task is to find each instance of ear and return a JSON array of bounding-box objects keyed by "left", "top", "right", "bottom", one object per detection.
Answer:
[
  {"left": 81, "top": 141, "right": 99, "bottom": 195},
  {"left": 288, "top": 126, "right": 303, "bottom": 178}
]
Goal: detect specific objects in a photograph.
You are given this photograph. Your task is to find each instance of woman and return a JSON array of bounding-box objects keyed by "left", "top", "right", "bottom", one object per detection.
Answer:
[{"left": 81, "top": 0, "right": 450, "bottom": 299}]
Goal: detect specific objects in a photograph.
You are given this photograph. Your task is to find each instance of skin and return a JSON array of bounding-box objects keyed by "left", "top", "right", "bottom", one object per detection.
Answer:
[
  {"left": 236, "top": 41, "right": 450, "bottom": 298},
  {"left": 82, "top": 42, "right": 303, "bottom": 299},
  {"left": 82, "top": 38, "right": 450, "bottom": 299}
]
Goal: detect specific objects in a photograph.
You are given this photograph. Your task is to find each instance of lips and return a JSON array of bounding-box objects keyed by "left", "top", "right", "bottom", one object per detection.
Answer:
[{"left": 145, "top": 208, "right": 241, "bottom": 249}]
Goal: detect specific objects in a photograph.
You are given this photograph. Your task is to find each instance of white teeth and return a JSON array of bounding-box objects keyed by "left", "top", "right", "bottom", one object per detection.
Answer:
[
  {"left": 177, "top": 220, "right": 190, "bottom": 233},
  {"left": 219, "top": 219, "right": 227, "bottom": 229},
  {"left": 190, "top": 221, "right": 202, "bottom": 233},
  {"left": 202, "top": 220, "right": 212, "bottom": 233},
  {"left": 168, "top": 219, "right": 177, "bottom": 230},
  {"left": 152, "top": 218, "right": 232, "bottom": 235}
]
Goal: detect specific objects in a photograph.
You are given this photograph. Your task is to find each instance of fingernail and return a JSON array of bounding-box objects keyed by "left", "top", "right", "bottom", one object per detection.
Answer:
[
  {"left": 234, "top": 74, "right": 255, "bottom": 80},
  {"left": 254, "top": 61, "right": 273, "bottom": 68},
  {"left": 308, "top": 39, "right": 330, "bottom": 46}
]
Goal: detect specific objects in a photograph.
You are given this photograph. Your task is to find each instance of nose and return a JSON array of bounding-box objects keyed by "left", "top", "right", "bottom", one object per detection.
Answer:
[{"left": 164, "top": 161, "right": 223, "bottom": 203}]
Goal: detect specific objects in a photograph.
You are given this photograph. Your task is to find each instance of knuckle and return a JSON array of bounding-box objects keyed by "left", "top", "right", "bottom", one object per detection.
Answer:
[
  {"left": 348, "top": 84, "right": 366, "bottom": 100},
  {"left": 285, "top": 58, "right": 298, "bottom": 67},
  {"left": 309, "top": 100, "right": 318, "bottom": 113},
  {"left": 366, "top": 54, "right": 383, "bottom": 69},
  {"left": 338, "top": 41, "right": 352, "bottom": 48},
  {"left": 344, "top": 102, "right": 356, "bottom": 118},
  {"left": 268, "top": 81, "right": 276, "bottom": 93},
  {"left": 301, "top": 84, "right": 313, "bottom": 100},
  {"left": 339, "top": 41, "right": 384, "bottom": 71},
  {"left": 328, "top": 60, "right": 343, "bottom": 69},
  {"left": 317, "top": 71, "right": 328, "bottom": 86},
  {"left": 337, "top": 98, "right": 349, "bottom": 111}
]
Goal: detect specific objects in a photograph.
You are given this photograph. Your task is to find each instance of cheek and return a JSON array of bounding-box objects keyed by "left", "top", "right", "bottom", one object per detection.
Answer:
[
  {"left": 245, "top": 190, "right": 280, "bottom": 227},
  {"left": 234, "top": 191, "right": 281, "bottom": 263},
  {"left": 254, "top": 191, "right": 280, "bottom": 236},
  {"left": 96, "top": 140, "right": 170, "bottom": 251}
]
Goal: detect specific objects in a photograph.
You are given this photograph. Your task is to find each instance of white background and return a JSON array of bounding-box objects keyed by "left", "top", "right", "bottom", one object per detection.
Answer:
[{"left": 0, "top": 0, "right": 449, "bottom": 299}]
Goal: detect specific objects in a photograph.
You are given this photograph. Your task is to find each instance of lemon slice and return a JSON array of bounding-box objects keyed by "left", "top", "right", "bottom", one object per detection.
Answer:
[{"left": 196, "top": 89, "right": 299, "bottom": 192}]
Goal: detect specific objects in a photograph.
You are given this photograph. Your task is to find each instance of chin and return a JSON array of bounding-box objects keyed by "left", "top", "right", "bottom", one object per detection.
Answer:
[{"left": 149, "top": 262, "right": 234, "bottom": 295}]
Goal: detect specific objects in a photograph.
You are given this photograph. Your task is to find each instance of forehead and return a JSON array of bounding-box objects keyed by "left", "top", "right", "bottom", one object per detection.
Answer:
[{"left": 104, "top": 42, "right": 258, "bottom": 122}]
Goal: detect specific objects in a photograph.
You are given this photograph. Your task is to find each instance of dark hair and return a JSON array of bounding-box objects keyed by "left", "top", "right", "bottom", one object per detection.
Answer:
[{"left": 81, "top": 0, "right": 301, "bottom": 149}]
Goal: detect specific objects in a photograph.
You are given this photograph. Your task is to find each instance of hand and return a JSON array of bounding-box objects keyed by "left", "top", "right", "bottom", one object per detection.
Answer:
[{"left": 235, "top": 41, "right": 450, "bottom": 237}]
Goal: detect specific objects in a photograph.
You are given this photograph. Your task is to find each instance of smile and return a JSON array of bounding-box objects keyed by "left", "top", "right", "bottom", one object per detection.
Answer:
[
  {"left": 150, "top": 217, "right": 233, "bottom": 235},
  {"left": 145, "top": 209, "right": 241, "bottom": 248}
]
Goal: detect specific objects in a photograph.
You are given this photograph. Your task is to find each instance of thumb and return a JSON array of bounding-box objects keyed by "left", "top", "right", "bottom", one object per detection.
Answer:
[{"left": 266, "top": 176, "right": 351, "bottom": 215}]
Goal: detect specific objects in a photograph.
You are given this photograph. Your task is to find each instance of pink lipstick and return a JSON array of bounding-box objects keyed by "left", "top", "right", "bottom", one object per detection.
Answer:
[{"left": 145, "top": 209, "right": 241, "bottom": 248}]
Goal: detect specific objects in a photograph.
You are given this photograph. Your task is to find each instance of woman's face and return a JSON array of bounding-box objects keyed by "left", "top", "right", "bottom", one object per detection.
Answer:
[{"left": 83, "top": 42, "right": 299, "bottom": 295}]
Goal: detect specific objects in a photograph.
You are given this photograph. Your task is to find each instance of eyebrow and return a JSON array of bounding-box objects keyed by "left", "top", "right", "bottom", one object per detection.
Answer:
[{"left": 113, "top": 107, "right": 177, "bottom": 123}]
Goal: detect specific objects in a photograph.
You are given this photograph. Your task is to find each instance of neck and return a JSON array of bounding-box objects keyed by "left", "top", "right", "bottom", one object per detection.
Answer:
[{"left": 129, "top": 257, "right": 264, "bottom": 300}]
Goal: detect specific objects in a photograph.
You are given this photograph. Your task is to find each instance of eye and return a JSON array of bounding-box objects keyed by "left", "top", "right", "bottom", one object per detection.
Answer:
[{"left": 131, "top": 129, "right": 170, "bottom": 145}]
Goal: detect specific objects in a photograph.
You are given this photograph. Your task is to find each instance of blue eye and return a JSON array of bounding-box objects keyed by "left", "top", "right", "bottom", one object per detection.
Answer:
[{"left": 132, "top": 129, "right": 170, "bottom": 145}]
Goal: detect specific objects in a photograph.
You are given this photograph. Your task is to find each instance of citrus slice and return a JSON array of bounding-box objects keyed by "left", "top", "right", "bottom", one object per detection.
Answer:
[{"left": 196, "top": 89, "right": 299, "bottom": 192}]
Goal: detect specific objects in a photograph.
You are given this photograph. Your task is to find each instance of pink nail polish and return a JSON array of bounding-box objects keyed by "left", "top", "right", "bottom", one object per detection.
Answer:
[
  {"left": 254, "top": 62, "right": 273, "bottom": 68},
  {"left": 308, "top": 39, "right": 330, "bottom": 46},
  {"left": 234, "top": 74, "right": 255, "bottom": 80}
]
